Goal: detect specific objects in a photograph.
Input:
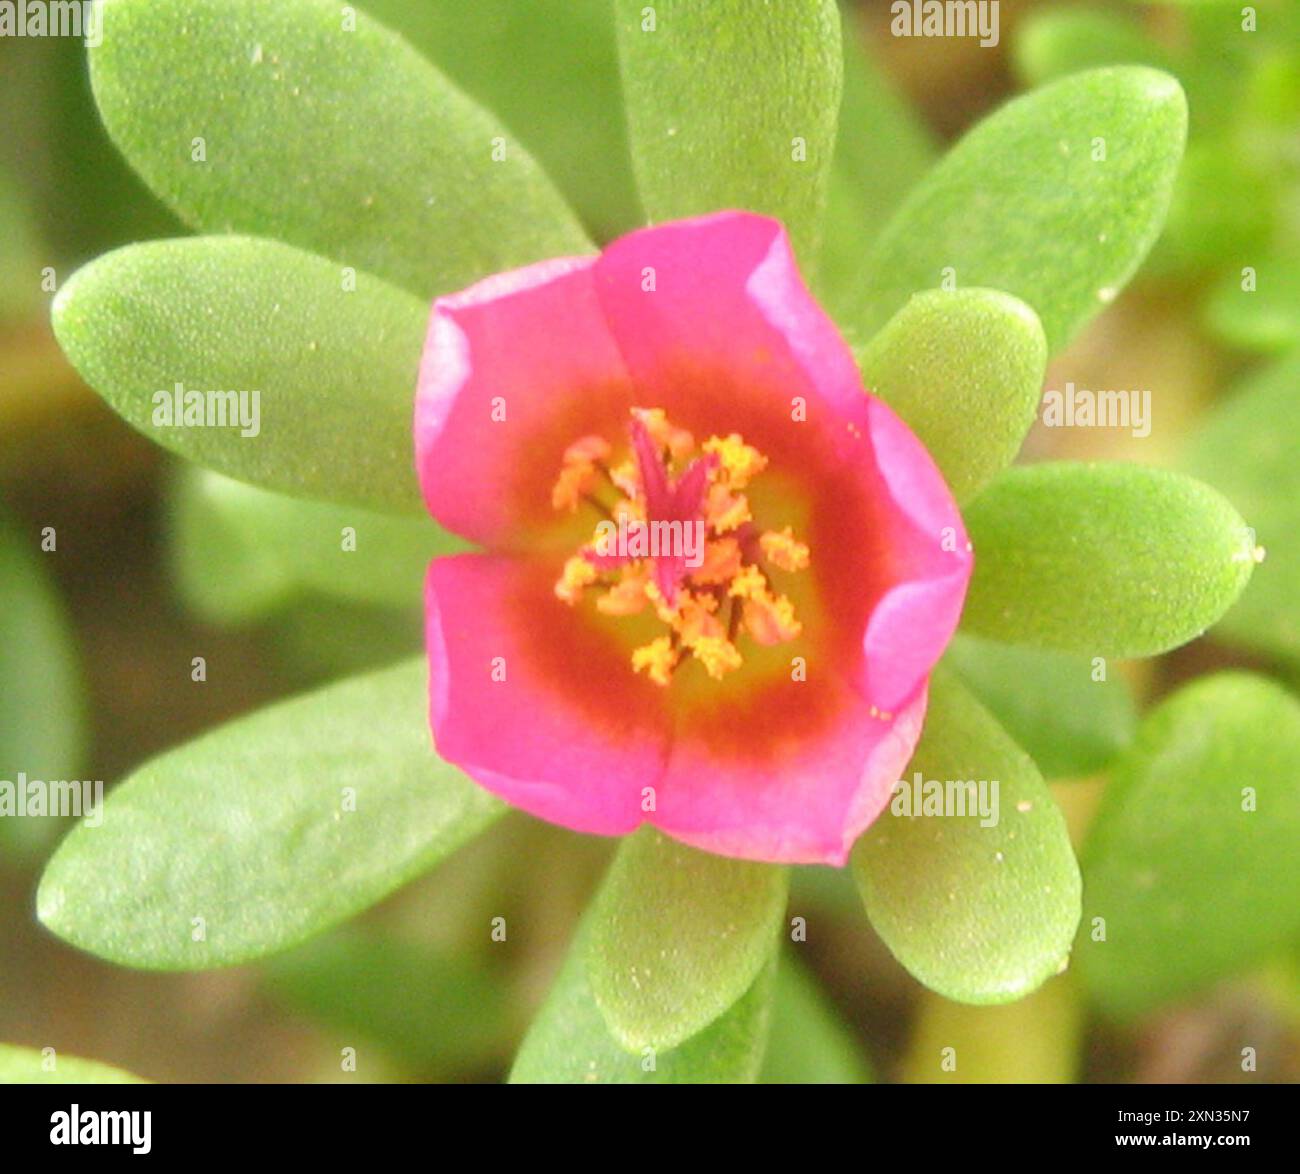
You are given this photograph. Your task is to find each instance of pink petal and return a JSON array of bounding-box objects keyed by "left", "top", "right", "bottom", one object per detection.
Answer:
[
  {"left": 859, "top": 397, "right": 973, "bottom": 713},
  {"left": 592, "top": 211, "right": 871, "bottom": 467},
  {"left": 652, "top": 680, "right": 929, "bottom": 866},
  {"left": 414, "top": 254, "right": 636, "bottom": 549},
  {"left": 425, "top": 554, "right": 669, "bottom": 835}
]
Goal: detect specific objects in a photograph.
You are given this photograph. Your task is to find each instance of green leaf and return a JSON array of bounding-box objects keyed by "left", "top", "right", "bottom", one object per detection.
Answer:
[
  {"left": 90, "top": 0, "right": 590, "bottom": 299},
  {"left": 760, "top": 953, "right": 872, "bottom": 1083},
  {"left": 852, "top": 670, "right": 1082, "bottom": 1004},
  {"left": 856, "top": 288, "right": 1047, "bottom": 503},
  {"left": 1181, "top": 351, "right": 1300, "bottom": 661},
  {"left": 0, "top": 1044, "right": 145, "bottom": 1085},
  {"left": 1161, "top": 143, "right": 1277, "bottom": 275},
  {"left": 1013, "top": 9, "right": 1170, "bottom": 89},
  {"left": 262, "top": 927, "right": 515, "bottom": 1073},
  {"left": 510, "top": 920, "right": 774, "bottom": 1084},
  {"left": 169, "top": 467, "right": 463, "bottom": 624},
  {"left": 943, "top": 634, "right": 1137, "bottom": 779},
  {"left": 1205, "top": 252, "right": 1300, "bottom": 354},
  {"left": 52, "top": 236, "right": 428, "bottom": 513},
  {"left": 1080, "top": 672, "right": 1300, "bottom": 1018},
  {"left": 819, "top": 9, "right": 935, "bottom": 303},
  {"left": 615, "top": 0, "right": 842, "bottom": 263},
  {"left": 37, "top": 658, "right": 504, "bottom": 969},
  {"left": 961, "top": 462, "right": 1257, "bottom": 657},
  {"left": 585, "top": 828, "right": 788, "bottom": 1051},
  {"left": 0, "top": 506, "right": 87, "bottom": 861},
  {"left": 845, "top": 67, "right": 1188, "bottom": 353},
  {"left": 359, "top": 0, "right": 640, "bottom": 242}
]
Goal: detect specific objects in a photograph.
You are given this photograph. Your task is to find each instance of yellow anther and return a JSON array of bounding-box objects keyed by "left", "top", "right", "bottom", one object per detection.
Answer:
[
  {"left": 643, "top": 579, "right": 679, "bottom": 625},
  {"left": 689, "top": 635, "right": 744, "bottom": 680},
  {"left": 608, "top": 459, "right": 640, "bottom": 500},
  {"left": 693, "top": 537, "right": 743, "bottom": 585},
  {"left": 703, "top": 433, "right": 768, "bottom": 488},
  {"left": 551, "top": 467, "right": 589, "bottom": 512},
  {"left": 705, "top": 483, "right": 751, "bottom": 533},
  {"left": 632, "top": 636, "right": 678, "bottom": 686},
  {"left": 675, "top": 595, "right": 724, "bottom": 646},
  {"left": 760, "top": 527, "right": 810, "bottom": 572},
  {"left": 596, "top": 566, "right": 650, "bottom": 616},
  {"left": 727, "top": 563, "right": 767, "bottom": 601},
  {"left": 555, "top": 555, "right": 598, "bottom": 604},
  {"left": 633, "top": 407, "right": 695, "bottom": 461},
  {"left": 551, "top": 435, "right": 612, "bottom": 511},
  {"left": 743, "top": 591, "right": 802, "bottom": 645}
]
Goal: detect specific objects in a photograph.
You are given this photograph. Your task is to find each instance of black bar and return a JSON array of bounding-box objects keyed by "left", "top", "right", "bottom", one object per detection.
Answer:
[{"left": 2, "top": 1082, "right": 1293, "bottom": 1160}]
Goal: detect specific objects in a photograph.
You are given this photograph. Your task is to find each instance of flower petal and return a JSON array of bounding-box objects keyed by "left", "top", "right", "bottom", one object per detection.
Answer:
[
  {"left": 653, "top": 681, "right": 928, "bottom": 866},
  {"left": 414, "top": 255, "right": 636, "bottom": 548},
  {"left": 425, "top": 553, "right": 669, "bottom": 835},
  {"left": 859, "top": 397, "right": 974, "bottom": 713},
  {"left": 593, "top": 211, "right": 870, "bottom": 465}
]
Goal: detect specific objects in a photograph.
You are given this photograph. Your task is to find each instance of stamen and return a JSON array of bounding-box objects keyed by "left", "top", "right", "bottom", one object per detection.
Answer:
[
  {"left": 703, "top": 433, "right": 767, "bottom": 488},
  {"left": 760, "top": 527, "right": 810, "bottom": 572},
  {"left": 632, "top": 636, "right": 678, "bottom": 686},
  {"left": 551, "top": 435, "right": 612, "bottom": 512},
  {"left": 551, "top": 407, "right": 809, "bottom": 686},
  {"left": 555, "top": 555, "right": 598, "bottom": 604}
]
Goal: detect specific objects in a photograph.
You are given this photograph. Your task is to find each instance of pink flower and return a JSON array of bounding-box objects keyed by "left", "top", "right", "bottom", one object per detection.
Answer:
[{"left": 414, "top": 212, "right": 972, "bottom": 866}]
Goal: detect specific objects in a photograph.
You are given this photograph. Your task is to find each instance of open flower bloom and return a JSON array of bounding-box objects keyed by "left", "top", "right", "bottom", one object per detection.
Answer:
[{"left": 415, "top": 212, "right": 973, "bottom": 866}]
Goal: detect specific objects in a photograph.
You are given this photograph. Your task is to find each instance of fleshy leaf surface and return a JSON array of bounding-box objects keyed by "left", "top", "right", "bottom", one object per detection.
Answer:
[
  {"left": 615, "top": 0, "right": 841, "bottom": 263},
  {"left": 0, "top": 506, "right": 86, "bottom": 860},
  {"left": 37, "top": 659, "right": 504, "bottom": 969},
  {"left": 819, "top": 11, "right": 935, "bottom": 302},
  {"left": 89, "top": 0, "right": 591, "bottom": 299},
  {"left": 856, "top": 288, "right": 1047, "bottom": 503},
  {"left": 52, "top": 236, "right": 428, "bottom": 513},
  {"left": 1181, "top": 352, "right": 1300, "bottom": 661},
  {"left": 845, "top": 67, "right": 1187, "bottom": 353},
  {"left": 170, "top": 467, "right": 462, "bottom": 624},
  {"left": 961, "top": 462, "right": 1256, "bottom": 657},
  {"left": 759, "top": 953, "right": 872, "bottom": 1083},
  {"left": 262, "top": 928, "right": 515, "bottom": 1073},
  {"left": 511, "top": 921, "right": 774, "bottom": 1084},
  {"left": 943, "top": 634, "right": 1136, "bottom": 779},
  {"left": 1080, "top": 673, "right": 1300, "bottom": 1017},
  {"left": 586, "top": 829, "right": 788, "bottom": 1051},
  {"left": 852, "top": 670, "right": 1082, "bottom": 1004},
  {"left": 359, "top": 0, "right": 640, "bottom": 241}
]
